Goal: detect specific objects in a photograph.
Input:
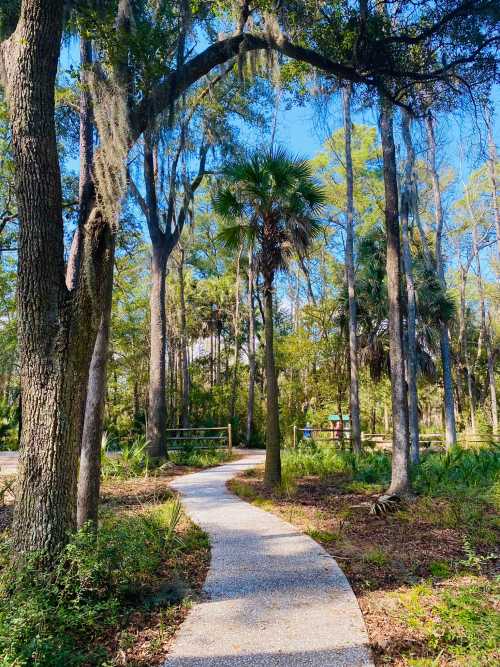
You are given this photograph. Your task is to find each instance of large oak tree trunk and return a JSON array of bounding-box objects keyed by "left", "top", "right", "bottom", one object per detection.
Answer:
[
  {"left": 7, "top": 1, "right": 110, "bottom": 556},
  {"left": 342, "top": 84, "right": 362, "bottom": 454},
  {"left": 263, "top": 272, "right": 281, "bottom": 486},
  {"left": 379, "top": 100, "right": 410, "bottom": 495}
]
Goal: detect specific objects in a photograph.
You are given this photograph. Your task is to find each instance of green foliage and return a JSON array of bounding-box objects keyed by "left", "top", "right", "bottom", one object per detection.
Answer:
[
  {"left": 0, "top": 399, "right": 18, "bottom": 451},
  {"left": 169, "top": 446, "right": 231, "bottom": 468},
  {"left": 0, "top": 500, "right": 195, "bottom": 666},
  {"left": 414, "top": 447, "right": 500, "bottom": 499},
  {"left": 101, "top": 434, "right": 151, "bottom": 480},
  {"left": 280, "top": 445, "right": 392, "bottom": 490},
  {"left": 215, "top": 146, "right": 326, "bottom": 276},
  {"left": 402, "top": 579, "right": 500, "bottom": 665}
]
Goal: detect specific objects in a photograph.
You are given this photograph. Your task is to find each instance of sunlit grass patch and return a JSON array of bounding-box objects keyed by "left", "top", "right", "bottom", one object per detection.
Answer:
[
  {"left": 306, "top": 528, "right": 343, "bottom": 544},
  {"left": 400, "top": 577, "right": 499, "bottom": 666},
  {"left": 361, "top": 546, "right": 390, "bottom": 567}
]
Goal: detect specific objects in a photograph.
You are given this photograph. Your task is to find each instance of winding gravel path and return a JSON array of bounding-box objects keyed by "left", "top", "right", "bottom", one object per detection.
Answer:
[{"left": 165, "top": 451, "right": 373, "bottom": 667}]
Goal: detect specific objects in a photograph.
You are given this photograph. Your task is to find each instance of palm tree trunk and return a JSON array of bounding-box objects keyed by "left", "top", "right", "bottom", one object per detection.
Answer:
[
  {"left": 425, "top": 112, "right": 457, "bottom": 448},
  {"left": 379, "top": 99, "right": 410, "bottom": 495},
  {"left": 246, "top": 245, "right": 256, "bottom": 446},
  {"left": 342, "top": 84, "right": 362, "bottom": 454},
  {"left": 263, "top": 272, "right": 281, "bottom": 486}
]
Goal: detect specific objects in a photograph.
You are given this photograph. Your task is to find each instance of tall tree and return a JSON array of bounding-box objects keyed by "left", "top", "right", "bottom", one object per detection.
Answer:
[
  {"left": 401, "top": 111, "right": 420, "bottom": 465},
  {"left": 425, "top": 112, "right": 457, "bottom": 448},
  {"left": 215, "top": 149, "right": 325, "bottom": 485},
  {"left": 1, "top": 0, "right": 114, "bottom": 555},
  {"left": 379, "top": 100, "right": 410, "bottom": 494},
  {"left": 246, "top": 243, "right": 257, "bottom": 446},
  {"left": 342, "top": 83, "right": 362, "bottom": 454}
]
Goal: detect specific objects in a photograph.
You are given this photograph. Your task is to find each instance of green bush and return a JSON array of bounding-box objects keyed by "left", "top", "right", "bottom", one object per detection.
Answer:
[
  {"left": 0, "top": 399, "right": 19, "bottom": 451},
  {"left": 414, "top": 447, "right": 500, "bottom": 500},
  {"left": 280, "top": 445, "right": 392, "bottom": 489},
  {"left": 101, "top": 434, "right": 151, "bottom": 480},
  {"left": 280, "top": 444, "right": 499, "bottom": 502},
  {"left": 170, "top": 446, "right": 231, "bottom": 467},
  {"left": 403, "top": 578, "right": 499, "bottom": 664},
  {"left": 0, "top": 500, "right": 185, "bottom": 666}
]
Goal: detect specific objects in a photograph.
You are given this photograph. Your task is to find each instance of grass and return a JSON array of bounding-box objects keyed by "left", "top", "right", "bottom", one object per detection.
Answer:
[
  {"left": 401, "top": 577, "right": 499, "bottom": 666},
  {"left": 0, "top": 498, "right": 210, "bottom": 666},
  {"left": 229, "top": 443, "right": 499, "bottom": 666}
]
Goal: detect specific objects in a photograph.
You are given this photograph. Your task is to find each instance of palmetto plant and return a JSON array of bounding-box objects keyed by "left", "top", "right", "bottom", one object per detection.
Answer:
[{"left": 214, "top": 148, "right": 326, "bottom": 486}]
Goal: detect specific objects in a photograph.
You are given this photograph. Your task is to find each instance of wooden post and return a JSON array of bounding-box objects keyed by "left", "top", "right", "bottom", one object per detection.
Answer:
[
  {"left": 293, "top": 424, "right": 297, "bottom": 449},
  {"left": 227, "top": 423, "right": 233, "bottom": 454}
]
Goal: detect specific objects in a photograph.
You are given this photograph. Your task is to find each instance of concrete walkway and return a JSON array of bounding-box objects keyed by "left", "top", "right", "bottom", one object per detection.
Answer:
[{"left": 165, "top": 451, "right": 373, "bottom": 667}]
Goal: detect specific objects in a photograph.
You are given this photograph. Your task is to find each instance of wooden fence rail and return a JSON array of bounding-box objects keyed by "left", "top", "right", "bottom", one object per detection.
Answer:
[
  {"left": 165, "top": 425, "right": 232, "bottom": 453},
  {"left": 292, "top": 426, "right": 499, "bottom": 449}
]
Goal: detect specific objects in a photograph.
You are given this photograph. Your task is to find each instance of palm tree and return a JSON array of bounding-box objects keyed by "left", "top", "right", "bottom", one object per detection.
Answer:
[{"left": 214, "top": 148, "right": 326, "bottom": 486}]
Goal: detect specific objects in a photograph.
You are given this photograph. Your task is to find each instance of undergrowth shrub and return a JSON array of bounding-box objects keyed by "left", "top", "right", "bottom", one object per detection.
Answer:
[
  {"left": 402, "top": 578, "right": 499, "bottom": 664},
  {"left": 413, "top": 446, "right": 500, "bottom": 501},
  {"left": 101, "top": 434, "right": 150, "bottom": 480},
  {"left": 0, "top": 500, "right": 185, "bottom": 666},
  {"left": 280, "top": 444, "right": 499, "bottom": 503},
  {"left": 102, "top": 434, "right": 230, "bottom": 480},
  {"left": 170, "top": 443, "right": 230, "bottom": 467},
  {"left": 280, "top": 445, "right": 392, "bottom": 490}
]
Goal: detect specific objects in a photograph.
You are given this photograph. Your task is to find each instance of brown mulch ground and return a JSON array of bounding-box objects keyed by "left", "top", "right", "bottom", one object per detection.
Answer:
[{"left": 228, "top": 469, "right": 499, "bottom": 666}]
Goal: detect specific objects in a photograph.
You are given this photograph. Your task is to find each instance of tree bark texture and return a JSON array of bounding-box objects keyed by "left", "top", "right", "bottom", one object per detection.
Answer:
[
  {"left": 147, "top": 244, "right": 167, "bottom": 457},
  {"left": 425, "top": 112, "right": 457, "bottom": 448},
  {"left": 263, "top": 273, "right": 281, "bottom": 486},
  {"left": 230, "top": 244, "right": 243, "bottom": 422},
  {"left": 7, "top": 1, "right": 111, "bottom": 556},
  {"left": 400, "top": 112, "right": 420, "bottom": 464},
  {"left": 473, "top": 226, "right": 498, "bottom": 431},
  {"left": 342, "top": 83, "right": 362, "bottom": 455},
  {"left": 485, "top": 106, "right": 500, "bottom": 265},
  {"left": 178, "top": 246, "right": 190, "bottom": 428},
  {"left": 77, "top": 237, "right": 115, "bottom": 528},
  {"left": 246, "top": 245, "right": 256, "bottom": 446},
  {"left": 401, "top": 193, "right": 419, "bottom": 464},
  {"left": 379, "top": 100, "right": 410, "bottom": 494}
]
